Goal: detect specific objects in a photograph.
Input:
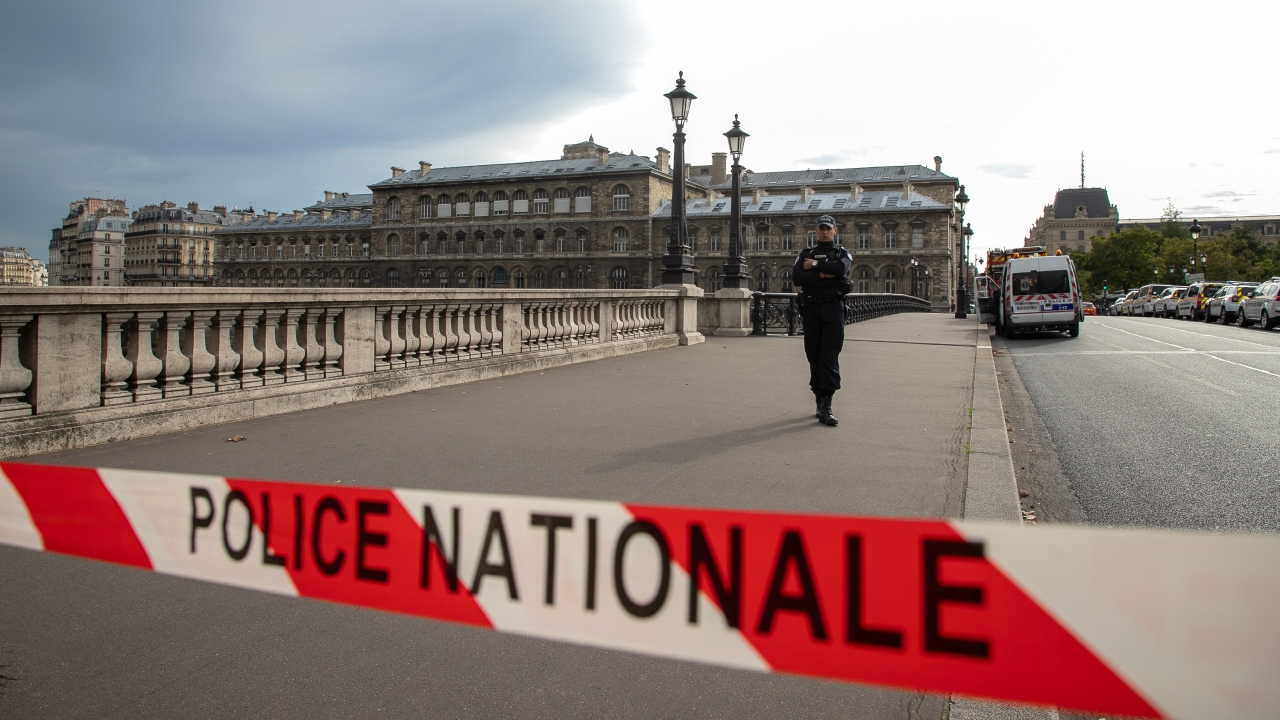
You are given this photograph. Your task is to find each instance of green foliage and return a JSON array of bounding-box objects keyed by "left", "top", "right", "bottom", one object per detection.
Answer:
[{"left": 1075, "top": 227, "right": 1160, "bottom": 294}]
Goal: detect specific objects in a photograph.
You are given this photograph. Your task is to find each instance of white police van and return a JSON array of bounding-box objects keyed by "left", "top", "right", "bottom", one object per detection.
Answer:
[{"left": 997, "top": 253, "right": 1083, "bottom": 338}]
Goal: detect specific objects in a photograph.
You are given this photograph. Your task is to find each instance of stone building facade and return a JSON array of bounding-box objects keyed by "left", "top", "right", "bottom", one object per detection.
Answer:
[
  {"left": 49, "top": 197, "right": 128, "bottom": 286},
  {"left": 212, "top": 139, "right": 963, "bottom": 306},
  {"left": 1024, "top": 188, "right": 1118, "bottom": 254},
  {"left": 0, "top": 247, "right": 35, "bottom": 285},
  {"left": 124, "top": 201, "right": 247, "bottom": 287},
  {"left": 1117, "top": 214, "right": 1279, "bottom": 242}
]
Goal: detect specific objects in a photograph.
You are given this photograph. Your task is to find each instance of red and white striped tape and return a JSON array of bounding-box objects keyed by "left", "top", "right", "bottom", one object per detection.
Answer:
[{"left": 1, "top": 462, "right": 1276, "bottom": 719}]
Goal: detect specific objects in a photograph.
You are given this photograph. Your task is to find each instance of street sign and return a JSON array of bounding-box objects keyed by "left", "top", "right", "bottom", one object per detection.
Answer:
[{"left": 1185, "top": 273, "right": 1205, "bottom": 283}]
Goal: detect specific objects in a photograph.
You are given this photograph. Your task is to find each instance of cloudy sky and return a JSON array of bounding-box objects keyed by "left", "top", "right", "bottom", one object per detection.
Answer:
[{"left": 2, "top": 0, "right": 1277, "bottom": 263}]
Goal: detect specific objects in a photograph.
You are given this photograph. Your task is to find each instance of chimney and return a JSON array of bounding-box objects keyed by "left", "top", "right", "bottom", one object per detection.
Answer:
[
  {"left": 213, "top": 205, "right": 227, "bottom": 216},
  {"left": 324, "top": 191, "right": 335, "bottom": 201},
  {"left": 266, "top": 211, "right": 278, "bottom": 223},
  {"left": 419, "top": 161, "right": 432, "bottom": 176},
  {"left": 391, "top": 166, "right": 405, "bottom": 177},
  {"left": 903, "top": 180, "right": 914, "bottom": 199},
  {"left": 320, "top": 208, "right": 331, "bottom": 220},
  {"left": 656, "top": 147, "right": 670, "bottom": 173},
  {"left": 684, "top": 163, "right": 691, "bottom": 179},
  {"left": 342, "top": 192, "right": 349, "bottom": 199},
  {"left": 751, "top": 187, "right": 763, "bottom": 204},
  {"left": 187, "top": 201, "right": 199, "bottom": 212},
  {"left": 851, "top": 183, "right": 863, "bottom": 204},
  {"left": 800, "top": 186, "right": 811, "bottom": 203},
  {"left": 293, "top": 210, "right": 304, "bottom": 222},
  {"left": 711, "top": 152, "right": 727, "bottom": 185},
  {"left": 933, "top": 156, "right": 943, "bottom": 173}
]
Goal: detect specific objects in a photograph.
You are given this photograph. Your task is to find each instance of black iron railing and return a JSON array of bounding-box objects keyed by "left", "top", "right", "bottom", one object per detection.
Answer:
[{"left": 750, "top": 293, "right": 933, "bottom": 335}]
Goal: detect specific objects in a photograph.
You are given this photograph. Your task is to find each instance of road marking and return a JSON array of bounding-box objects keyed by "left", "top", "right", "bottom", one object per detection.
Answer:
[
  {"left": 1014, "top": 350, "right": 1280, "bottom": 356},
  {"left": 1093, "top": 322, "right": 1280, "bottom": 379},
  {"left": 1103, "top": 318, "right": 1280, "bottom": 350}
]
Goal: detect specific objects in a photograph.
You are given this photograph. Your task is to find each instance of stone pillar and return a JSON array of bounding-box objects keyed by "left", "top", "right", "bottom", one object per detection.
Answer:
[
  {"left": 211, "top": 310, "right": 241, "bottom": 392},
  {"left": 340, "top": 306, "right": 375, "bottom": 375},
  {"left": 320, "top": 309, "right": 342, "bottom": 377},
  {"left": 237, "top": 309, "right": 265, "bottom": 388},
  {"left": 127, "top": 312, "right": 164, "bottom": 401},
  {"left": 712, "top": 287, "right": 754, "bottom": 337},
  {"left": 598, "top": 299, "right": 613, "bottom": 343},
  {"left": 156, "top": 311, "right": 191, "bottom": 398},
  {"left": 659, "top": 285, "right": 705, "bottom": 346},
  {"left": 281, "top": 307, "right": 306, "bottom": 382},
  {"left": 0, "top": 314, "right": 34, "bottom": 419},
  {"left": 185, "top": 310, "right": 217, "bottom": 394},
  {"left": 101, "top": 312, "right": 134, "bottom": 405},
  {"left": 28, "top": 313, "right": 101, "bottom": 413},
  {"left": 259, "top": 308, "right": 286, "bottom": 386}
]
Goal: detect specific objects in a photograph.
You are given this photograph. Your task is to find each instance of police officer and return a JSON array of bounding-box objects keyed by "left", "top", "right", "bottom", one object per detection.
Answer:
[{"left": 792, "top": 215, "right": 852, "bottom": 426}]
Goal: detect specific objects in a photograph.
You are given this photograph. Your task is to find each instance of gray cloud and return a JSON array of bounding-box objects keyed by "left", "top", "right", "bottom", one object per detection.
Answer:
[
  {"left": 0, "top": 0, "right": 642, "bottom": 257},
  {"left": 977, "top": 163, "right": 1035, "bottom": 179},
  {"left": 1202, "top": 190, "right": 1255, "bottom": 198}
]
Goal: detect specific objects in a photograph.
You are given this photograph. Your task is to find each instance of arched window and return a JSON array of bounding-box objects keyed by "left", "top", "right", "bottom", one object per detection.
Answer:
[
  {"left": 575, "top": 187, "right": 591, "bottom": 198},
  {"left": 437, "top": 194, "right": 452, "bottom": 217},
  {"left": 554, "top": 188, "right": 570, "bottom": 199},
  {"left": 387, "top": 268, "right": 401, "bottom": 287},
  {"left": 513, "top": 270, "right": 526, "bottom": 289},
  {"left": 553, "top": 188, "right": 570, "bottom": 213},
  {"left": 708, "top": 267, "right": 722, "bottom": 292},
  {"left": 360, "top": 269, "right": 371, "bottom": 286},
  {"left": 275, "top": 269, "right": 285, "bottom": 285},
  {"left": 492, "top": 267, "right": 508, "bottom": 284},
  {"left": 610, "top": 266, "right": 628, "bottom": 289},
  {"left": 533, "top": 269, "right": 546, "bottom": 288},
  {"left": 235, "top": 269, "right": 245, "bottom": 287},
  {"left": 884, "top": 268, "right": 898, "bottom": 294},
  {"left": 857, "top": 226, "right": 870, "bottom": 249},
  {"left": 454, "top": 193, "right": 471, "bottom": 216},
  {"left": 554, "top": 268, "right": 567, "bottom": 288},
  {"left": 287, "top": 269, "right": 298, "bottom": 287},
  {"left": 248, "top": 269, "right": 258, "bottom": 287},
  {"left": 613, "top": 227, "right": 629, "bottom": 252},
  {"left": 756, "top": 268, "right": 770, "bottom": 292},
  {"left": 387, "top": 197, "right": 401, "bottom": 220},
  {"left": 475, "top": 191, "right": 489, "bottom": 203},
  {"left": 512, "top": 189, "right": 529, "bottom": 215},
  {"left": 575, "top": 267, "right": 587, "bottom": 288},
  {"left": 419, "top": 268, "right": 432, "bottom": 287},
  {"left": 555, "top": 229, "right": 566, "bottom": 253},
  {"left": 612, "top": 184, "right": 631, "bottom": 211},
  {"left": 437, "top": 268, "right": 450, "bottom": 287},
  {"left": 456, "top": 269, "right": 468, "bottom": 287},
  {"left": 386, "top": 233, "right": 400, "bottom": 256},
  {"left": 533, "top": 189, "right": 550, "bottom": 214},
  {"left": 344, "top": 269, "right": 356, "bottom": 287},
  {"left": 857, "top": 268, "right": 871, "bottom": 294},
  {"left": 806, "top": 231, "right": 817, "bottom": 248},
  {"left": 304, "top": 270, "right": 314, "bottom": 287},
  {"left": 419, "top": 196, "right": 431, "bottom": 218},
  {"left": 780, "top": 269, "right": 792, "bottom": 292},
  {"left": 474, "top": 269, "right": 486, "bottom": 288},
  {"left": 576, "top": 229, "right": 588, "bottom": 253},
  {"left": 493, "top": 190, "right": 509, "bottom": 216},
  {"left": 315, "top": 269, "right": 326, "bottom": 288},
  {"left": 573, "top": 186, "right": 592, "bottom": 213}
]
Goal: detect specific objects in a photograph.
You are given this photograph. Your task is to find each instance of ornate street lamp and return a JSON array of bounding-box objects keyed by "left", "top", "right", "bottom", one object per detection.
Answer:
[
  {"left": 1189, "top": 219, "right": 1202, "bottom": 276},
  {"left": 661, "top": 72, "right": 697, "bottom": 285},
  {"left": 956, "top": 222, "right": 973, "bottom": 318},
  {"left": 910, "top": 256, "right": 920, "bottom": 297},
  {"left": 721, "top": 115, "right": 750, "bottom": 289}
]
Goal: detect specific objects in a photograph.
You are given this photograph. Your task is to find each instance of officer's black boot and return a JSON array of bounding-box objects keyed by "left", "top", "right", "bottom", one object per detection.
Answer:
[
  {"left": 818, "top": 394, "right": 838, "bottom": 426},
  {"left": 815, "top": 394, "right": 823, "bottom": 420}
]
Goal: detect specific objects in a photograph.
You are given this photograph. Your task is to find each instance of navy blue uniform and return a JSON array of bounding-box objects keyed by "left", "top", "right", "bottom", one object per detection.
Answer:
[{"left": 791, "top": 243, "right": 853, "bottom": 397}]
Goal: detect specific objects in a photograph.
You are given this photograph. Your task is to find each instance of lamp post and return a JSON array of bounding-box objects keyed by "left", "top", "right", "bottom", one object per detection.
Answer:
[
  {"left": 953, "top": 186, "right": 970, "bottom": 318},
  {"left": 1189, "top": 219, "right": 1201, "bottom": 269},
  {"left": 722, "top": 115, "right": 749, "bottom": 289},
  {"left": 661, "top": 72, "right": 697, "bottom": 285},
  {"left": 910, "top": 256, "right": 920, "bottom": 297}
]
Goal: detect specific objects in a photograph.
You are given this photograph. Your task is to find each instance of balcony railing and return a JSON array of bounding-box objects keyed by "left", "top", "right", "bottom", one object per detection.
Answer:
[{"left": 750, "top": 292, "right": 932, "bottom": 336}]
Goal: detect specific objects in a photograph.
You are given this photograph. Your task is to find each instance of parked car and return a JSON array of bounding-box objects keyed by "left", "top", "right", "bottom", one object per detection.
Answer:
[
  {"left": 1221, "top": 283, "right": 1259, "bottom": 323},
  {"left": 1112, "top": 290, "right": 1138, "bottom": 316},
  {"left": 1238, "top": 279, "right": 1280, "bottom": 329},
  {"left": 1155, "top": 286, "right": 1187, "bottom": 318},
  {"left": 1083, "top": 302, "right": 1098, "bottom": 316},
  {"left": 997, "top": 253, "right": 1083, "bottom": 337},
  {"left": 1176, "top": 282, "right": 1224, "bottom": 321},
  {"left": 1206, "top": 283, "right": 1259, "bottom": 323},
  {"left": 1131, "top": 284, "right": 1172, "bottom": 316}
]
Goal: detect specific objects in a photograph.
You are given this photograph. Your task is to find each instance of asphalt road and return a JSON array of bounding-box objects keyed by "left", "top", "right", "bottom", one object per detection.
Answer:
[{"left": 995, "top": 314, "right": 1280, "bottom": 534}]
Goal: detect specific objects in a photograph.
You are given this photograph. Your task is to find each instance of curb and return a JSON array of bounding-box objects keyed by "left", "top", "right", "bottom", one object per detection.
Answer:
[{"left": 952, "top": 319, "right": 1059, "bottom": 720}]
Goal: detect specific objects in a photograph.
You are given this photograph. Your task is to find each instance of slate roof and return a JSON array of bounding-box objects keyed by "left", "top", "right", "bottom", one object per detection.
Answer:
[
  {"left": 369, "top": 152, "right": 663, "bottom": 189},
  {"left": 304, "top": 194, "right": 374, "bottom": 212},
  {"left": 79, "top": 216, "right": 133, "bottom": 237},
  {"left": 132, "top": 207, "right": 238, "bottom": 226},
  {"left": 712, "top": 164, "right": 953, "bottom": 191},
  {"left": 1119, "top": 214, "right": 1280, "bottom": 226},
  {"left": 652, "top": 190, "right": 948, "bottom": 219},
  {"left": 1053, "top": 188, "right": 1113, "bottom": 219},
  {"left": 214, "top": 211, "right": 373, "bottom": 234}
]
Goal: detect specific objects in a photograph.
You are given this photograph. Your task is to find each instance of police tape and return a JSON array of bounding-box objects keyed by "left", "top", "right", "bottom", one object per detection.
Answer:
[{"left": 0, "top": 462, "right": 1276, "bottom": 719}]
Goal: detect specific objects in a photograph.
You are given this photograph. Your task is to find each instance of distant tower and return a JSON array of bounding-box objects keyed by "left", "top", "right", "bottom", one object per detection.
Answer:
[{"left": 1080, "top": 152, "right": 1085, "bottom": 188}]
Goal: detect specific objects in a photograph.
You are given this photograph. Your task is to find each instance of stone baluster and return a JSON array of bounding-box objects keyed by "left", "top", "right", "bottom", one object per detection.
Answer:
[
  {"left": 127, "top": 311, "right": 164, "bottom": 401},
  {"left": 520, "top": 304, "right": 533, "bottom": 351},
  {"left": 566, "top": 302, "right": 580, "bottom": 345},
  {"left": 544, "top": 303, "right": 559, "bottom": 348},
  {"left": 553, "top": 302, "right": 568, "bottom": 347},
  {"left": 614, "top": 301, "right": 628, "bottom": 339},
  {"left": 476, "top": 304, "right": 494, "bottom": 356},
  {"left": 101, "top": 312, "right": 134, "bottom": 405},
  {"left": 156, "top": 311, "right": 191, "bottom": 398},
  {"left": 186, "top": 310, "right": 217, "bottom": 394},
  {"left": 454, "top": 304, "right": 473, "bottom": 360},
  {"left": 211, "top": 310, "right": 241, "bottom": 391},
  {"left": 585, "top": 303, "right": 600, "bottom": 341},
  {"left": 320, "top": 309, "right": 342, "bottom": 378},
  {"left": 402, "top": 306, "right": 422, "bottom": 367},
  {"left": 420, "top": 305, "right": 440, "bottom": 364},
  {"left": 487, "top": 305, "right": 502, "bottom": 355},
  {"left": 389, "top": 305, "right": 407, "bottom": 369},
  {"left": 282, "top": 307, "right": 306, "bottom": 382},
  {"left": 259, "top": 309, "right": 286, "bottom": 385},
  {"left": 442, "top": 305, "right": 460, "bottom": 361},
  {"left": 303, "top": 308, "right": 325, "bottom": 380},
  {"left": 531, "top": 303, "right": 546, "bottom": 349},
  {"left": 237, "top": 309, "right": 265, "bottom": 388},
  {"left": 0, "top": 314, "right": 34, "bottom": 418},
  {"left": 374, "top": 306, "right": 392, "bottom": 371}
]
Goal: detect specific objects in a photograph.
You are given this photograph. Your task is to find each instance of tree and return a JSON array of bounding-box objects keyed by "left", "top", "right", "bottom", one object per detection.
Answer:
[
  {"left": 1158, "top": 201, "right": 1190, "bottom": 242},
  {"left": 1075, "top": 227, "right": 1161, "bottom": 294}
]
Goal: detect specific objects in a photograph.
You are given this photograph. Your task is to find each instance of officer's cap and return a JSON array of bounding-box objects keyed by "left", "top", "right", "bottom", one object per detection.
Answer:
[{"left": 815, "top": 215, "right": 837, "bottom": 228}]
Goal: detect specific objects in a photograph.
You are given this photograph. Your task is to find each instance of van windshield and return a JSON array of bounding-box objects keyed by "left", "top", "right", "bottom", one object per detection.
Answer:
[{"left": 1011, "top": 270, "right": 1069, "bottom": 295}]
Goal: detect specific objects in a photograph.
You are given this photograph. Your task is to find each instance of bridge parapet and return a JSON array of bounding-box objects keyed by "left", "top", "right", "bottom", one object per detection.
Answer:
[
  {"left": 750, "top": 292, "right": 933, "bottom": 335},
  {"left": 0, "top": 287, "right": 699, "bottom": 457}
]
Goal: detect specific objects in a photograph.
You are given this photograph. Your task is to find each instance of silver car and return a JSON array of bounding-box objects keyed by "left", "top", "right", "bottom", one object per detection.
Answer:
[
  {"left": 1155, "top": 286, "right": 1187, "bottom": 318},
  {"left": 1239, "top": 279, "right": 1280, "bottom": 329}
]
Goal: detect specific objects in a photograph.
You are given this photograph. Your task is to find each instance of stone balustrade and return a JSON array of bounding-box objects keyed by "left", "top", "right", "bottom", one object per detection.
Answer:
[{"left": 0, "top": 287, "right": 701, "bottom": 458}]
